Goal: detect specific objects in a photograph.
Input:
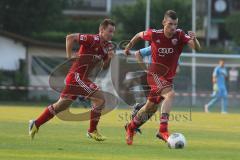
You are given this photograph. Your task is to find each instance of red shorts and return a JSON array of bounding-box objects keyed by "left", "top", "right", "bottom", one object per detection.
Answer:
[
  {"left": 60, "top": 72, "right": 98, "bottom": 100},
  {"left": 147, "top": 73, "right": 173, "bottom": 104}
]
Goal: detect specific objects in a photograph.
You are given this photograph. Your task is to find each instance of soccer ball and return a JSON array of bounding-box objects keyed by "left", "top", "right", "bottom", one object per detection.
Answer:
[{"left": 167, "top": 133, "right": 186, "bottom": 149}]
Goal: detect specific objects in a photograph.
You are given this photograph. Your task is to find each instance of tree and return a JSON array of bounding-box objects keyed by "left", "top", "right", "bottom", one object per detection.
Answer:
[
  {"left": 225, "top": 12, "right": 240, "bottom": 45},
  {"left": 0, "top": 0, "right": 101, "bottom": 43},
  {"left": 0, "top": 0, "right": 63, "bottom": 36},
  {"left": 112, "top": 0, "right": 192, "bottom": 48}
]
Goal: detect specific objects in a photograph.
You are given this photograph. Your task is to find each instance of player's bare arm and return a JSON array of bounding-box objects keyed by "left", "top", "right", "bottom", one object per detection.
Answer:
[
  {"left": 135, "top": 50, "right": 147, "bottom": 71},
  {"left": 124, "top": 32, "right": 144, "bottom": 55},
  {"left": 102, "top": 50, "right": 115, "bottom": 69},
  {"left": 212, "top": 75, "right": 217, "bottom": 84},
  {"left": 66, "top": 33, "right": 79, "bottom": 59},
  {"left": 187, "top": 31, "right": 201, "bottom": 51}
]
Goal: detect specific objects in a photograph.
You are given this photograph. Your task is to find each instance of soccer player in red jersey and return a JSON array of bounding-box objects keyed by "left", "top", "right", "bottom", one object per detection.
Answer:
[
  {"left": 124, "top": 10, "right": 201, "bottom": 145},
  {"left": 29, "top": 19, "right": 116, "bottom": 141}
]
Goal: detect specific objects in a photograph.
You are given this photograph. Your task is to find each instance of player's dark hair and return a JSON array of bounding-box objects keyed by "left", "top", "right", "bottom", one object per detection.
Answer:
[
  {"left": 99, "top": 19, "right": 115, "bottom": 29},
  {"left": 164, "top": 10, "right": 177, "bottom": 20}
]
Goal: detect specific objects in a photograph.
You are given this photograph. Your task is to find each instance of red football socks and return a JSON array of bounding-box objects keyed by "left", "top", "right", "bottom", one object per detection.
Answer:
[
  {"left": 159, "top": 113, "right": 169, "bottom": 133},
  {"left": 88, "top": 105, "right": 103, "bottom": 133},
  {"left": 35, "top": 105, "right": 56, "bottom": 128}
]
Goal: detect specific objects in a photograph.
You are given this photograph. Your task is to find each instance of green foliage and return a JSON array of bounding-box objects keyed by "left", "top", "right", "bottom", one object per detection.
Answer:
[
  {"left": 31, "top": 31, "right": 67, "bottom": 43},
  {"left": 30, "top": 19, "right": 101, "bottom": 43},
  {"left": 0, "top": 0, "right": 102, "bottom": 43},
  {"left": 62, "top": 0, "right": 84, "bottom": 10},
  {"left": 112, "top": 0, "right": 146, "bottom": 40},
  {"left": 0, "top": 0, "right": 64, "bottom": 36},
  {"left": 151, "top": 0, "right": 191, "bottom": 30},
  {"left": 112, "top": 0, "right": 192, "bottom": 48},
  {"left": 0, "top": 60, "right": 28, "bottom": 101},
  {"left": 225, "top": 12, "right": 240, "bottom": 45},
  {"left": 55, "top": 19, "right": 101, "bottom": 33},
  {"left": 0, "top": 0, "right": 192, "bottom": 45}
]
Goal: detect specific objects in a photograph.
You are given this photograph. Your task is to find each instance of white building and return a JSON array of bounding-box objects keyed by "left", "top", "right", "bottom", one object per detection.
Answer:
[{"left": 0, "top": 31, "right": 66, "bottom": 99}]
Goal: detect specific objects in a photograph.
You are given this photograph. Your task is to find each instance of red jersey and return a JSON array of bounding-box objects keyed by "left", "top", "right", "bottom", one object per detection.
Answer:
[
  {"left": 77, "top": 34, "right": 112, "bottom": 58},
  {"left": 69, "top": 34, "right": 113, "bottom": 78},
  {"left": 142, "top": 29, "right": 190, "bottom": 79}
]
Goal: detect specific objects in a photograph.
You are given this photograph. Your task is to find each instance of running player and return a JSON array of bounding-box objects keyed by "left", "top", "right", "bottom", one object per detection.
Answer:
[
  {"left": 124, "top": 10, "right": 201, "bottom": 145},
  {"left": 204, "top": 59, "right": 228, "bottom": 114},
  {"left": 130, "top": 46, "right": 181, "bottom": 134},
  {"left": 29, "top": 19, "right": 116, "bottom": 141},
  {"left": 128, "top": 46, "right": 164, "bottom": 135}
]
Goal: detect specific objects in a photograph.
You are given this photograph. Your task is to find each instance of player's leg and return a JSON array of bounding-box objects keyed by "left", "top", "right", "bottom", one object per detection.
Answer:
[
  {"left": 131, "top": 100, "right": 158, "bottom": 128},
  {"left": 125, "top": 99, "right": 158, "bottom": 145},
  {"left": 29, "top": 71, "right": 78, "bottom": 140},
  {"left": 78, "top": 96, "right": 91, "bottom": 108},
  {"left": 156, "top": 86, "right": 174, "bottom": 142},
  {"left": 29, "top": 97, "right": 73, "bottom": 139},
  {"left": 126, "top": 102, "right": 146, "bottom": 135},
  {"left": 130, "top": 83, "right": 163, "bottom": 120},
  {"left": 72, "top": 72, "right": 107, "bottom": 141},
  {"left": 131, "top": 102, "right": 145, "bottom": 119},
  {"left": 130, "top": 70, "right": 153, "bottom": 120},
  {"left": 205, "top": 93, "right": 220, "bottom": 112},
  {"left": 125, "top": 94, "right": 164, "bottom": 145},
  {"left": 127, "top": 71, "right": 151, "bottom": 134},
  {"left": 221, "top": 88, "right": 228, "bottom": 114},
  {"left": 87, "top": 90, "right": 107, "bottom": 141},
  {"left": 125, "top": 73, "right": 168, "bottom": 145},
  {"left": 129, "top": 96, "right": 165, "bottom": 134}
]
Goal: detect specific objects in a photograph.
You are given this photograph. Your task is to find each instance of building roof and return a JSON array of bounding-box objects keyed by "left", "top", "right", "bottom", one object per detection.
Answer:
[{"left": 0, "top": 30, "right": 65, "bottom": 49}]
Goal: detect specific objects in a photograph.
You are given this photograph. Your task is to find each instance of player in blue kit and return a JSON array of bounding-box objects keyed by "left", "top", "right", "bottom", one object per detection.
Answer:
[{"left": 204, "top": 59, "right": 228, "bottom": 114}]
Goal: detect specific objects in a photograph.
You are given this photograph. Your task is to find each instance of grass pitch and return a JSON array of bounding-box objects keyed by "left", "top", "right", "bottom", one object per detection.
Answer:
[{"left": 0, "top": 104, "right": 239, "bottom": 160}]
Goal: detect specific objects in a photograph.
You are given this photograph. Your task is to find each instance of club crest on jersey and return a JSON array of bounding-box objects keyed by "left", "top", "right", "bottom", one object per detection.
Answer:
[
  {"left": 185, "top": 34, "right": 191, "bottom": 39},
  {"left": 171, "top": 38, "right": 178, "bottom": 45},
  {"left": 80, "top": 35, "right": 87, "bottom": 41},
  {"left": 156, "top": 39, "right": 160, "bottom": 43},
  {"left": 94, "top": 36, "right": 100, "bottom": 41}
]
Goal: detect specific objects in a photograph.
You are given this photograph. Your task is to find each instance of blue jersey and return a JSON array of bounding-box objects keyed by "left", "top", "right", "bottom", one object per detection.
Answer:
[
  {"left": 139, "top": 46, "right": 151, "bottom": 57},
  {"left": 213, "top": 66, "right": 227, "bottom": 88},
  {"left": 139, "top": 46, "right": 152, "bottom": 63}
]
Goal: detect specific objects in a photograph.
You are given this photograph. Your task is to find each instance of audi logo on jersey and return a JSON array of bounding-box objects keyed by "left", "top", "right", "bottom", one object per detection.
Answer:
[{"left": 158, "top": 48, "right": 174, "bottom": 57}]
